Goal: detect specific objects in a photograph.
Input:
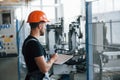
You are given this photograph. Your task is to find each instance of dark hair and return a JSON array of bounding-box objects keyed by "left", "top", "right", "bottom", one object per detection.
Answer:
[
  {"left": 29, "top": 23, "right": 39, "bottom": 29},
  {"left": 29, "top": 21, "right": 46, "bottom": 29}
]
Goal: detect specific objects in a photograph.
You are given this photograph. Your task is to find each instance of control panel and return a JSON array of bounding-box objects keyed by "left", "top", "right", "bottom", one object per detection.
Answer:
[{"left": 0, "top": 10, "right": 17, "bottom": 57}]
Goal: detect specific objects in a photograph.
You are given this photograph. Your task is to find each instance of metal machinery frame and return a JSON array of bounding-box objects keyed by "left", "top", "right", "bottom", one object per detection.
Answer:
[{"left": 45, "top": 14, "right": 86, "bottom": 80}]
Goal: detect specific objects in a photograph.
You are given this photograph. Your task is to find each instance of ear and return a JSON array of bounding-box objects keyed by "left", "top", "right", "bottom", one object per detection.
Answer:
[{"left": 38, "top": 24, "right": 43, "bottom": 29}]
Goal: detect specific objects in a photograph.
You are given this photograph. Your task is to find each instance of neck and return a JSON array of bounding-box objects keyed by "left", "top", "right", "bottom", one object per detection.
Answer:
[{"left": 30, "top": 28, "right": 40, "bottom": 39}]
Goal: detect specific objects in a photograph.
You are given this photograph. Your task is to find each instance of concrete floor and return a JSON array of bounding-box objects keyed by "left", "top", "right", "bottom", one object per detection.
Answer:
[
  {"left": 3, "top": 57, "right": 120, "bottom": 80},
  {"left": 0, "top": 57, "right": 18, "bottom": 80},
  {"left": 0, "top": 57, "right": 86, "bottom": 80},
  {"left": 20, "top": 66, "right": 86, "bottom": 80},
  {"left": 102, "top": 59, "right": 120, "bottom": 80}
]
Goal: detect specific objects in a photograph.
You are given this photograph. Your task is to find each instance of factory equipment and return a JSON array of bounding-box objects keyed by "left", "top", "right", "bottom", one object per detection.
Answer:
[
  {"left": 0, "top": 10, "right": 18, "bottom": 57},
  {"left": 0, "top": 9, "right": 18, "bottom": 80},
  {"left": 65, "top": 15, "right": 86, "bottom": 72},
  {"left": 92, "top": 22, "right": 120, "bottom": 80},
  {"left": 68, "top": 15, "right": 83, "bottom": 54},
  {"left": 46, "top": 18, "right": 65, "bottom": 54},
  {"left": 45, "top": 16, "right": 86, "bottom": 80}
]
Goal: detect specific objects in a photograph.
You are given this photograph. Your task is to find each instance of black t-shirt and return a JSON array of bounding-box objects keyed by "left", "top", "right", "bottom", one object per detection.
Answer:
[{"left": 22, "top": 35, "right": 46, "bottom": 73}]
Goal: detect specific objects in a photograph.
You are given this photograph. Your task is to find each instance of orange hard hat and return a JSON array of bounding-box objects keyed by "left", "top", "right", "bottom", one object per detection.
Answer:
[{"left": 27, "top": 10, "right": 49, "bottom": 23}]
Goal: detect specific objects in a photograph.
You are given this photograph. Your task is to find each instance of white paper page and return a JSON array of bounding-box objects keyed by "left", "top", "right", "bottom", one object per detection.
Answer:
[{"left": 54, "top": 54, "right": 73, "bottom": 64}]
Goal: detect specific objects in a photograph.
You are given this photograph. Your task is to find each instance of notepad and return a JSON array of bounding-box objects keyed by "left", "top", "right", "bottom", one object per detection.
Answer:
[{"left": 54, "top": 54, "right": 73, "bottom": 64}]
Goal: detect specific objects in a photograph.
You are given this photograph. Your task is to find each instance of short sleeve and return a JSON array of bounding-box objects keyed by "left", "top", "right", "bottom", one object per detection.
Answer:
[{"left": 26, "top": 40, "right": 44, "bottom": 58}]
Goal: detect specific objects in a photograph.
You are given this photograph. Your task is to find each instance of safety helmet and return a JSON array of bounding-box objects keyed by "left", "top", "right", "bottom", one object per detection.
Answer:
[{"left": 27, "top": 10, "right": 49, "bottom": 23}]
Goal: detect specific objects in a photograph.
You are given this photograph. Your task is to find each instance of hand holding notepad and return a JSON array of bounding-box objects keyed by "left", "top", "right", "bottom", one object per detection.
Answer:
[{"left": 54, "top": 54, "right": 73, "bottom": 64}]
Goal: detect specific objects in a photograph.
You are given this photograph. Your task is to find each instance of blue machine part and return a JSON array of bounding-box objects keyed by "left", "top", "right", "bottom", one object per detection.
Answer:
[
  {"left": 0, "top": 41, "right": 3, "bottom": 50},
  {"left": 0, "top": 24, "right": 10, "bottom": 29}
]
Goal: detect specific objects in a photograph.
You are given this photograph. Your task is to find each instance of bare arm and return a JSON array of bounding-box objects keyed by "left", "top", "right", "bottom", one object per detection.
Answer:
[{"left": 34, "top": 53, "right": 58, "bottom": 73}]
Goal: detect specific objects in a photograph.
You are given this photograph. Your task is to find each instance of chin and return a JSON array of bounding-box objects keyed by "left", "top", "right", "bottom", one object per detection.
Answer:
[
  {"left": 40, "top": 33, "right": 44, "bottom": 36},
  {"left": 40, "top": 30, "right": 45, "bottom": 36},
  {"left": 40, "top": 35, "right": 44, "bottom": 36}
]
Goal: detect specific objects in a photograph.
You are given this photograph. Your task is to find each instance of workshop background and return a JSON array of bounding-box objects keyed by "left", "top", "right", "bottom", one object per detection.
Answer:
[{"left": 0, "top": 0, "right": 120, "bottom": 80}]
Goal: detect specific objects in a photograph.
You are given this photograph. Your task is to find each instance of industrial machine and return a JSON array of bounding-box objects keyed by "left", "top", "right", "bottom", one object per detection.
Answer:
[
  {"left": 45, "top": 16, "right": 86, "bottom": 80},
  {"left": 0, "top": 9, "right": 18, "bottom": 80},
  {"left": 0, "top": 10, "right": 18, "bottom": 57}
]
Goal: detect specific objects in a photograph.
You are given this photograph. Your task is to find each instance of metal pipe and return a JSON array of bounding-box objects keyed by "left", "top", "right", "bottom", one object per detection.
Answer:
[
  {"left": 110, "top": 20, "right": 113, "bottom": 44},
  {"left": 86, "top": 2, "right": 93, "bottom": 80}
]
